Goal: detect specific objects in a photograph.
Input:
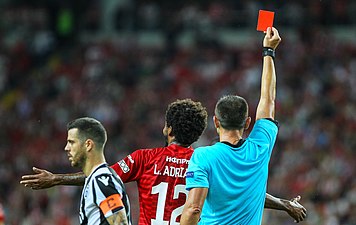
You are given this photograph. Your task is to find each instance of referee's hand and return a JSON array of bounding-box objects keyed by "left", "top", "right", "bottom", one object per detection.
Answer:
[
  {"left": 20, "top": 167, "right": 56, "bottom": 190},
  {"left": 263, "top": 27, "right": 281, "bottom": 50}
]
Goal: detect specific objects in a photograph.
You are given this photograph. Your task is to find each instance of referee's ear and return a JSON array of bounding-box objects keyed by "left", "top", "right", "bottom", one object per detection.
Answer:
[
  {"left": 213, "top": 116, "right": 220, "bottom": 129},
  {"left": 244, "top": 117, "right": 251, "bottom": 130}
]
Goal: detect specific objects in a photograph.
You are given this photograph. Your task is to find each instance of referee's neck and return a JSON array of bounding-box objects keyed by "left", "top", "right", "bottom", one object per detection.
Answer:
[{"left": 218, "top": 129, "right": 244, "bottom": 145}]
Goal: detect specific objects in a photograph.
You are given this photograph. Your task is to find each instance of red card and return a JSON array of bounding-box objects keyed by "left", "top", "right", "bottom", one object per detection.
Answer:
[{"left": 256, "top": 10, "right": 275, "bottom": 32}]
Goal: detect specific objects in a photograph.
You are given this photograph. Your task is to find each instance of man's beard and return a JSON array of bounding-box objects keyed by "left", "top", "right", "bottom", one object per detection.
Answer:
[{"left": 72, "top": 151, "right": 87, "bottom": 168}]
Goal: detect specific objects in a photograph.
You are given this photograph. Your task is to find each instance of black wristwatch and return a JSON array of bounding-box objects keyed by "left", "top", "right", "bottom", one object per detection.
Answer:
[{"left": 262, "top": 47, "right": 275, "bottom": 60}]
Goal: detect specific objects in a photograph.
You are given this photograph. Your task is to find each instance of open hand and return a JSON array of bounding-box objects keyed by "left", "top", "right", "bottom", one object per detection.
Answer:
[
  {"left": 285, "top": 195, "right": 307, "bottom": 223},
  {"left": 20, "top": 167, "right": 56, "bottom": 190}
]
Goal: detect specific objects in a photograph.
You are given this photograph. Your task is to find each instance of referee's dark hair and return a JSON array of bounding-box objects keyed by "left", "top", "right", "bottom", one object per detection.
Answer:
[
  {"left": 215, "top": 95, "right": 248, "bottom": 130},
  {"left": 67, "top": 117, "right": 107, "bottom": 149},
  {"left": 165, "top": 99, "right": 208, "bottom": 146}
]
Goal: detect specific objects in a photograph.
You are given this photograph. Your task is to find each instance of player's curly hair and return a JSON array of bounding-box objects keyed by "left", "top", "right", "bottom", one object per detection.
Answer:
[{"left": 165, "top": 99, "right": 208, "bottom": 146}]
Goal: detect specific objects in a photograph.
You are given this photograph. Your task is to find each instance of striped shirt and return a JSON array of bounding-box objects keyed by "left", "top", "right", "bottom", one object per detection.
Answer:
[{"left": 79, "top": 163, "right": 131, "bottom": 225}]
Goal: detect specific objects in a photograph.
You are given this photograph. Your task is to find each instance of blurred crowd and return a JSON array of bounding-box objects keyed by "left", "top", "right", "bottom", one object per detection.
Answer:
[{"left": 0, "top": 0, "right": 355, "bottom": 225}]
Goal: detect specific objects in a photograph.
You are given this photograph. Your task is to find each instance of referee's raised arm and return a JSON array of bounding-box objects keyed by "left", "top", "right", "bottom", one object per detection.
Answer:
[{"left": 256, "top": 27, "right": 281, "bottom": 121}]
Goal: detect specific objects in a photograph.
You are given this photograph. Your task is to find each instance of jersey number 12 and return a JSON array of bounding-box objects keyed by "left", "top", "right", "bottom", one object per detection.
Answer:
[{"left": 151, "top": 182, "right": 188, "bottom": 225}]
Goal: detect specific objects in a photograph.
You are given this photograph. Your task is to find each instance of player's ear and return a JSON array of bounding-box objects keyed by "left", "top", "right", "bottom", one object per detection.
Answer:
[
  {"left": 164, "top": 126, "right": 172, "bottom": 137},
  {"left": 85, "top": 139, "right": 95, "bottom": 151}
]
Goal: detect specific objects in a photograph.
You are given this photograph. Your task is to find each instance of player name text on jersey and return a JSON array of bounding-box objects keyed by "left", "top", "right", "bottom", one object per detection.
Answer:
[{"left": 153, "top": 164, "right": 187, "bottom": 178}]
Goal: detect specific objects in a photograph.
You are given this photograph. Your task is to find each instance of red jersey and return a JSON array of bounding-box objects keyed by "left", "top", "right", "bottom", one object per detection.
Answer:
[{"left": 110, "top": 144, "right": 193, "bottom": 225}]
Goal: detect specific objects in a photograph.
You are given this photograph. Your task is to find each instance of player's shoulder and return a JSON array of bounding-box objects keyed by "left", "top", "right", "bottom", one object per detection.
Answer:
[
  {"left": 133, "top": 146, "right": 164, "bottom": 157},
  {"left": 91, "top": 166, "right": 121, "bottom": 186},
  {"left": 138, "top": 144, "right": 189, "bottom": 154},
  {"left": 89, "top": 164, "right": 112, "bottom": 180},
  {"left": 144, "top": 144, "right": 193, "bottom": 161},
  {"left": 127, "top": 147, "right": 167, "bottom": 163},
  {"left": 164, "top": 144, "right": 194, "bottom": 159}
]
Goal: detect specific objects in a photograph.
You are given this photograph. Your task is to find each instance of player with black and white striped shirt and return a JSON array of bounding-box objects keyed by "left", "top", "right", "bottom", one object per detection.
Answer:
[
  {"left": 79, "top": 163, "right": 131, "bottom": 225},
  {"left": 65, "top": 117, "right": 131, "bottom": 225}
]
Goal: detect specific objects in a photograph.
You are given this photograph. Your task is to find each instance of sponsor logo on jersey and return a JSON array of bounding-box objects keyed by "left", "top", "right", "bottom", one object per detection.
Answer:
[
  {"left": 98, "top": 175, "right": 109, "bottom": 186},
  {"left": 186, "top": 171, "right": 194, "bottom": 178},
  {"left": 118, "top": 160, "right": 130, "bottom": 173},
  {"left": 166, "top": 156, "right": 189, "bottom": 164}
]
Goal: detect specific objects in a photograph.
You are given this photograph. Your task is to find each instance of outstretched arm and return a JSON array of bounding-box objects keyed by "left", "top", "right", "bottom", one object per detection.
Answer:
[
  {"left": 256, "top": 27, "right": 281, "bottom": 121},
  {"left": 20, "top": 167, "right": 85, "bottom": 189},
  {"left": 265, "top": 193, "right": 307, "bottom": 223}
]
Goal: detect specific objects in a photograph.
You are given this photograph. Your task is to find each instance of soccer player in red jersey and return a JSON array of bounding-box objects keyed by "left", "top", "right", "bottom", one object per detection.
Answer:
[
  {"left": 21, "top": 99, "right": 306, "bottom": 224},
  {"left": 110, "top": 99, "right": 208, "bottom": 225}
]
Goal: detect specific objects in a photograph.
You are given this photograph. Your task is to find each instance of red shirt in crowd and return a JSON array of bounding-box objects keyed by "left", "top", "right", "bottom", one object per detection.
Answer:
[{"left": 0, "top": 203, "right": 5, "bottom": 223}]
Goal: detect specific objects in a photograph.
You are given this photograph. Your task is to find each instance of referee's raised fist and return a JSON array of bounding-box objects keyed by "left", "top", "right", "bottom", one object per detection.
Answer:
[{"left": 263, "top": 27, "right": 281, "bottom": 50}]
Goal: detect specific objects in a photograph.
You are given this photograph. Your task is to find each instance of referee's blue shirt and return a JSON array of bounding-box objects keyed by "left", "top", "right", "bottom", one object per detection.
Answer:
[{"left": 186, "top": 119, "right": 278, "bottom": 225}]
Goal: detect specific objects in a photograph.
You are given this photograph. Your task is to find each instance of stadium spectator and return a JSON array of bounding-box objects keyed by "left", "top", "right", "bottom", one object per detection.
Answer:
[{"left": 0, "top": 203, "right": 4, "bottom": 225}]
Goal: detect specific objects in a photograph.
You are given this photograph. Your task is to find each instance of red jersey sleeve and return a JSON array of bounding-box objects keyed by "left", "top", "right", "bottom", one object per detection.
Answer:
[{"left": 110, "top": 149, "right": 146, "bottom": 183}]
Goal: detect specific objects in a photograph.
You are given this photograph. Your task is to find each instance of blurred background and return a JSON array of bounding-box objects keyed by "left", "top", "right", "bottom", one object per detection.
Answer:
[{"left": 0, "top": 0, "right": 355, "bottom": 224}]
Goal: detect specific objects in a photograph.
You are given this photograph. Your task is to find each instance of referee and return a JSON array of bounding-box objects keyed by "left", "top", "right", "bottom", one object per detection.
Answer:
[
  {"left": 181, "top": 27, "right": 283, "bottom": 225},
  {"left": 65, "top": 117, "right": 131, "bottom": 225}
]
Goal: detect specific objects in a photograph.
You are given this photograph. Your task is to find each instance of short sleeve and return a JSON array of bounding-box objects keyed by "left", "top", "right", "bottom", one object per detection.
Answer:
[
  {"left": 110, "top": 149, "right": 145, "bottom": 182},
  {"left": 94, "top": 174, "right": 125, "bottom": 218},
  {"left": 248, "top": 119, "right": 279, "bottom": 155},
  {"left": 185, "top": 148, "right": 210, "bottom": 190}
]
